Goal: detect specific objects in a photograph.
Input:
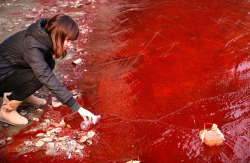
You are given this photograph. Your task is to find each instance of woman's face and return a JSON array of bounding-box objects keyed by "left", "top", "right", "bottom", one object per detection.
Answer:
[{"left": 64, "top": 39, "right": 70, "bottom": 50}]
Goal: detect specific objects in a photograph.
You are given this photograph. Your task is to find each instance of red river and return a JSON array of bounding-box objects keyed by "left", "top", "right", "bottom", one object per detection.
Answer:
[{"left": 0, "top": 0, "right": 249, "bottom": 162}]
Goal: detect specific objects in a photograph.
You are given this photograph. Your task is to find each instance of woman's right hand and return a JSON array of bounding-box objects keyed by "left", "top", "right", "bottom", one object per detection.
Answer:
[{"left": 78, "top": 107, "right": 100, "bottom": 124}]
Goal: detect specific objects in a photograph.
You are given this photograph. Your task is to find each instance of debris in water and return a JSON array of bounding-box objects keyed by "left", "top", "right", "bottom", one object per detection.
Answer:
[
  {"left": 72, "top": 58, "right": 83, "bottom": 65},
  {"left": 200, "top": 123, "right": 225, "bottom": 146},
  {"left": 200, "top": 130, "right": 207, "bottom": 143},
  {"left": 80, "top": 115, "right": 101, "bottom": 131},
  {"left": 80, "top": 120, "right": 92, "bottom": 131}
]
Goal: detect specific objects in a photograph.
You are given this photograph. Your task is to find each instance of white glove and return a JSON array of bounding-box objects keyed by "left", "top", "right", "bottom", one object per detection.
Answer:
[{"left": 78, "top": 107, "right": 98, "bottom": 124}]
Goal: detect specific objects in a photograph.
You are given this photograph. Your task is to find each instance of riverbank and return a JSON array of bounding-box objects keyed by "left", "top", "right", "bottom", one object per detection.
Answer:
[{"left": 0, "top": 0, "right": 108, "bottom": 162}]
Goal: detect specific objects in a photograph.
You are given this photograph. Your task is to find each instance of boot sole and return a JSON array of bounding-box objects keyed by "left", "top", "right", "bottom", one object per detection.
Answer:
[{"left": 0, "top": 117, "right": 28, "bottom": 126}]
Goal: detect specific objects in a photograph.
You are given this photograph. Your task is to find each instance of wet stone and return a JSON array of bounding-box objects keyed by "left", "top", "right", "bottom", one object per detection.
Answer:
[
  {"left": 18, "top": 147, "right": 33, "bottom": 156},
  {"left": 75, "top": 149, "right": 81, "bottom": 154},
  {"left": 79, "top": 135, "right": 88, "bottom": 143},
  {"left": 40, "top": 137, "right": 53, "bottom": 142},
  {"left": 76, "top": 144, "right": 85, "bottom": 150},
  {"left": 54, "top": 142, "right": 62, "bottom": 148},
  {"left": 87, "top": 139, "right": 93, "bottom": 145},
  {"left": 47, "top": 142, "right": 54, "bottom": 148},
  {"left": 28, "top": 126, "right": 43, "bottom": 133},
  {"left": 87, "top": 131, "right": 95, "bottom": 138},
  {"left": 41, "top": 122, "right": 48, "bottom": 127},
  {"left": 46, "top": 130, "right": 55, "bottom": 136},
  {"left": 44, "top": 119, "right": 50, "bottom": 123},
  {"left": 59, "top": 136, "right": 69, "bottom": 141},
  {"left": 59, "top": 119, "right": 66, "bottom": 127},
  {"left": 55, "top": 127, "right": 62, "bottom": 133},
  {"left": 126, "top": 161, "right": 140, "bottom": 163},
  {"left": 7, "top": 137, "right": 12, "bottom": 141},
  {"left": 68, "top": 145, "right": 75, "bottom": 151},
  {"left": 35, "top": 140, "right": 44, "bottom": 147},
  {"left": 50, "top": 122, "right": 60, "bottom": 127},
  {"left": 3, "top": 123, "right": 10, "bottom": 128},
  {"left": 32, "top": 118, "right": 39, "bottom": 122},
  {"left": 72, "top": 58, "right": 82, "bottom": 65},
  {"left": 0, "top": 139, "right": 6, "bottom": 147},
  {"left": 52, "top": 97, "right": 62, "bottom": 107},
  {"left": 68, "top": 140, "right": 77, "bottom": 147},
  {"left": 46, "top": 148, "right": 58, "bottom": 156},
  {"left": 36, "top": 133, "right": 45, "bottom": 138},
  {"left": 59, "top": 137, "right": 66, "bottom": 141},
  {"left": 53, "top": 136, "right": 59, "bottom": 141},
  {"left": 24, "top": 141, "right": 33, "bottom": 146},
  {"left": 60, "top": 145, "right": 68, "bottom": 151},
  {"left": 52, "top": 101, "right": 62, "bottom": 107}
]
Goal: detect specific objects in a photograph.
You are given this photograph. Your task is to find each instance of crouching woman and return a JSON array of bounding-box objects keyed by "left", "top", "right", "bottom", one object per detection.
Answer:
[{"left": 0, "top": 14, "right": 99, "bottom": 125}]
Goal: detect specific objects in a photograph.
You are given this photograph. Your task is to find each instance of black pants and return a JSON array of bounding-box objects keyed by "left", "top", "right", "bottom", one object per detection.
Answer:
[{"left": 0, "top": 69, "right": 42, "bottom": 101}]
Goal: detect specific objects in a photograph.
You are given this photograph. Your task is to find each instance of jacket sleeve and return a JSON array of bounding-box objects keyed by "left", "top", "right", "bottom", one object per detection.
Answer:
[{"left": 23, "top": 36, "right": 81, "bottom": 112}]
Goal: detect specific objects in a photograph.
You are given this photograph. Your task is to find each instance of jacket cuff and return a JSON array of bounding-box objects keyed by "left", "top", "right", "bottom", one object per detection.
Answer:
[{"left": 66, "top": 97, "right": 81, "bottom": 112}]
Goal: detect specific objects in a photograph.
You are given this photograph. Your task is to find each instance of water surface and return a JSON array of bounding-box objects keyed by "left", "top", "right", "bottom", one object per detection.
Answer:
[{"left": 80, "top": 0, "right": 249, "bottom": 162}]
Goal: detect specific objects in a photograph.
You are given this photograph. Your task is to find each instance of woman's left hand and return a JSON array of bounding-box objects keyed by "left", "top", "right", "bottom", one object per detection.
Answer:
[{"left": 78, "top": 107, "right": 100, "bottom": 124}]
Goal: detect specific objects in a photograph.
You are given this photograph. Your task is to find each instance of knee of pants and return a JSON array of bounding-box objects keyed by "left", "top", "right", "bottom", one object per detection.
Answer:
[{"left": 31, "top": 74, "right": 43, "bottom": 88}]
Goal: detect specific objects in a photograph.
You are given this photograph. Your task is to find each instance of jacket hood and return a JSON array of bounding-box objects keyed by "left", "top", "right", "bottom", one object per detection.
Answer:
[{"left": 26, "top": 18, "right": 53, "bottom": 50}]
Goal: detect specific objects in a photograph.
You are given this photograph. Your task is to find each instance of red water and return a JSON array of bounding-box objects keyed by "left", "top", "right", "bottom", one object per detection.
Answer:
[
  {"left": 1, "top": 0, "right": 250, "bottom": 162},
  {"left": 80, "top": 0, "right": 250, "bottom": 162}
]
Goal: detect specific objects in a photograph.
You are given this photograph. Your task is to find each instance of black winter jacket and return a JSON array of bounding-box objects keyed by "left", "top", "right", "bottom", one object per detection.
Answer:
[{"left": 0, "top": 18, "right": 81, "bottom": 112}]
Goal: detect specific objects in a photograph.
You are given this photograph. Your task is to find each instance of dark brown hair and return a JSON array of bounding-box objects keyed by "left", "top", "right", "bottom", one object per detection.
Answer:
[{"left": 45, "top": 14, "right": 79, "bottom": 59}]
